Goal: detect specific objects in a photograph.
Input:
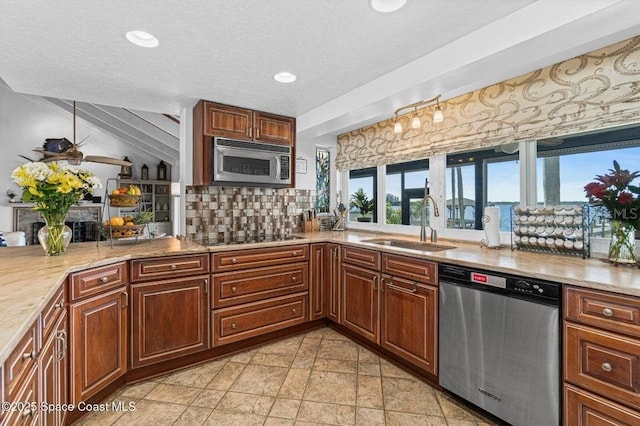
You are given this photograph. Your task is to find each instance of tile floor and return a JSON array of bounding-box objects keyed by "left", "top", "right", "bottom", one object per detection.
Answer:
[{"left": 77, "top": 327, "right": 499, "bottom": 426}]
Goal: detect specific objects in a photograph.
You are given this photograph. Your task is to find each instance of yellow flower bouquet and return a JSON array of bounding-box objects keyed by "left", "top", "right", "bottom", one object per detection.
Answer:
[{"left": 11, "top": 162, "right": 102, "bottom": 255}]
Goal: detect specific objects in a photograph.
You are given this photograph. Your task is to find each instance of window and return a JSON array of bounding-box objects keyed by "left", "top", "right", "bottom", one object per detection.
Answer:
[
  {"left": 385, "top": 160, "right": 429, "bottom": 225},
  {"left": 349, "top": 167, "right": 377, "bottom": 223},
  {"left": 537, "top": 129, "right": 640, "bottom": 237},
  {"left": 446, "top": 149, "right": 518, "bottom": 231},
  {"left": 315, "top": 149, "right": 330, "bottom": 213}
]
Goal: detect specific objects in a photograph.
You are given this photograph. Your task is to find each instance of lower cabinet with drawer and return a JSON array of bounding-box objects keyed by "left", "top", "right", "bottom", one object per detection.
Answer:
[
  {"left": 211, "top": 245, "right": 310, "bottom": 345},
  {"left": 564, "top": 286, "right": 640, "bottom": 423},
  {"left": 69, "top": 260, "right": 128, "bottom": 405}
]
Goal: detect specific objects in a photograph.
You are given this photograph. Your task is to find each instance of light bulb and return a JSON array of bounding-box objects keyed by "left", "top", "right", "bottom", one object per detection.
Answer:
[
  {"left": 433, "top": 106, "right": 444, "bottom": 123},
  {"left": 394, "top": 121, "right": 402, "bottom": 133},
  {"left": 411, "top": 114, "right": 421, "bottom": 129}
]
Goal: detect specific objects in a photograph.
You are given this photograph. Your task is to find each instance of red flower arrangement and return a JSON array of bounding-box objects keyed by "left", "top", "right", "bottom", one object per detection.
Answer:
[{"left": 584, "top": 161, "right": 640, "bottom": 230}]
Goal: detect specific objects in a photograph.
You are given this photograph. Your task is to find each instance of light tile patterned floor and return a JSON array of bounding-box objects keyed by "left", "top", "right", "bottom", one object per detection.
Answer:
[{"left": 77, "top": 327, "right": 500, "bottom": 426}]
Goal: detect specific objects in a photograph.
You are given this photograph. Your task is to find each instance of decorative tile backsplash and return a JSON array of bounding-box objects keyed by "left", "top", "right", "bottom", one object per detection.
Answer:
[{"left": 185, "top": 186, "right": 316, "bottom": 241}]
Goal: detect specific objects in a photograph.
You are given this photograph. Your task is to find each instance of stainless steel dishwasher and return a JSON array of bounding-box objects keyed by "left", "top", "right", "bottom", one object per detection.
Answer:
[{"left": 439, "top": 264, "right": 561, "bottom": 426}]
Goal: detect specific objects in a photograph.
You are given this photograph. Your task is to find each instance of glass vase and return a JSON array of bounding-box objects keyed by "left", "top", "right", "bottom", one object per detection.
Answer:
[
  {"left": 608, "top": 220, "right": 637, "bottom": 264},
  {"left": 38, "top": 213, "right": 72, "bottom": 256}
]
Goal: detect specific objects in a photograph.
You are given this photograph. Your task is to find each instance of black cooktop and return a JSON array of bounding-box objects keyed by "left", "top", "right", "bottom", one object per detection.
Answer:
[{"left": 194, "top": 235, "right": 304, "bottom": 246}]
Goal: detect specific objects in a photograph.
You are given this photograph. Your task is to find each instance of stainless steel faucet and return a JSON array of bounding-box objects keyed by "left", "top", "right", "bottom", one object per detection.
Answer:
[{"left": 420, "top": 180, "right": 440, "bottom": 243}]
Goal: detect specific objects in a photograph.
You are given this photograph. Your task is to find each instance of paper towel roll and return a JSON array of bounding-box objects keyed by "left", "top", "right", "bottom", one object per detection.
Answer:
[{"left": 481, "top": 207, "right": 501, "bottom": 248}]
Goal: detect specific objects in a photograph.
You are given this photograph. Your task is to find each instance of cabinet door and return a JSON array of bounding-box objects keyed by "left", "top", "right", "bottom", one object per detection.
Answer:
[
  {"left": 204, "top": 101, "right": 253, "bottom": 139},
  {"left": 1, "top": 366, "right": 39, "bottom": 425},
  {"left": 253, "top": 111, "right": 295, "bottom": 146},
  {"left": 131, "top": 277, "right": 210, "bottom": 368},
  {"left": 327, "top": 244, "right": 341, "bottom": 323},
  {"left": 39, "top": 313, "right": 68, "bottom": 426},
  {"left": 381, "top": 275, "right": 437, "bottom": 375},
  {"left": 342, "top": 264, "right": 380, "bottom": 343},
  {"left": 70, "top": 287, "right": 127, "bottom": 404},
  {"left": 309, "top": 244, "right": 326, "bottom": 320}
]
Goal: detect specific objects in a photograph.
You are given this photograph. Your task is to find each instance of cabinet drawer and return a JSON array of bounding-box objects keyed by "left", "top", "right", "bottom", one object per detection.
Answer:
[
  {"left": 565, "top": 286, "right": 640, "bottom": 338},
  {"left": 70, "top": 262, "right": 128, "bottom": 302},
  {"left": 1, "top": 365, "right": 39, "bottom": 425},
  {"left": 213, "top": 263, "right": 308, "bottom": 308},
  {"left": 341, "top": 246, "right": 381, "bottom": 270},
  {"left": 4, "top": 321, "right": 38, "bottom": 400},
  {"left": 382, "top": 254, "right": 437, "bottom": 285},
  {"left": 565, "top": 384, "right": 640, "bottom": 426},
  {"left": 131, "top": 254, "right": 210, "bottom": 282},
  {"left": 40, "top": 284, "right": 66, "bottom": 342},
  {"left": 212, "top": 245, "right": 309, "bottom": 272},
  {"left": 212, "top": 293, "right": 307, "bottom": 346},
  {"left": 565, "top": 323, "right": 640, "bottom": 409}
]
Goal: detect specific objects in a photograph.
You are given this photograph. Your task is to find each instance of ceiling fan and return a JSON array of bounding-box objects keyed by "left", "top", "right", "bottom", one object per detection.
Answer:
[{"left": 31, "top": 101, "right": 132, "bottom": 167}]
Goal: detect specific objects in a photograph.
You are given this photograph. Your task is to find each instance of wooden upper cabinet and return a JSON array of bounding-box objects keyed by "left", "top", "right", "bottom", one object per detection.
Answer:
[
  {"left": 253, "top": 111, "right": 295, "bottom": 146},
  {"left": 203, "top": 102, "right": 253, "bottom": 140}
]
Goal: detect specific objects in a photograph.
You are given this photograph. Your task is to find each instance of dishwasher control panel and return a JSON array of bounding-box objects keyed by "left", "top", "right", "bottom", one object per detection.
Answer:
[{"left": 440, "top": 264, "right": 560, "bottom": 303}]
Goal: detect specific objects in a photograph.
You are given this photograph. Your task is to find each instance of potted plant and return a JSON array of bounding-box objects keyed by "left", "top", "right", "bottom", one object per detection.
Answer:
[{"left": 350, "top": 188, "right": 375, "bottom": 222}]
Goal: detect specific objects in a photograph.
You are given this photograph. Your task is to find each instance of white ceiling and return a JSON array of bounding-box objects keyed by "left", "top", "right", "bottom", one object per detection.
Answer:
[{"left": 2, "top": 0, "right": 640, "bottom": 139}]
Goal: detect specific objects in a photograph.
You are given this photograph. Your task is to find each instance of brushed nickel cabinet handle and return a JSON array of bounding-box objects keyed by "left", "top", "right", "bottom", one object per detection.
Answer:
[
  {"left": 55, "top": 330, "right": 67, "bottom": 361},
  {"left": 231, "top": 286, "right": 237, "bottom": 293},
  {"left": 602, "top": 308, "right": 614, "bottom": 317},
  {"left": 256, "top": 128, "right": 260, "bottom": 139},
  {"left": 204, "top": 279, "right": 209, "bottom": 296},
  {"left": 22, "top": 349, "right": 36, "bottom": 360},
  {"left": 231, "top": 323, "right": 237, "bottom": 329},
  {"left": 373, "top": 275, "right": 378, "bottom": 291},
  {"left": 101, "top": 276, "right": 109, "bottom": 283},
  {"left": 249, "top": 127, "right": 253, "bottom": 138},
  {"left": 601, "top": 362, "right": 613, "bottom": 372},
  {"left": 231, "top": 258, "right": 238, "bottom": 264},
  {"left": 170, "top": 264, "right": 177, "bottom": 271},
  {"left": 122, "top": 291, "right": 128, "bottom": 309}
]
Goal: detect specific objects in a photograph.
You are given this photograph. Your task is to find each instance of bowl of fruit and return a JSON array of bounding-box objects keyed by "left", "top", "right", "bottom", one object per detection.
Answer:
[
  {"left": 108, "top": 185, "right": 141, "bottom": 207},
  {"left": 104, "top": 212, "right": 153, "bottom": 239}
]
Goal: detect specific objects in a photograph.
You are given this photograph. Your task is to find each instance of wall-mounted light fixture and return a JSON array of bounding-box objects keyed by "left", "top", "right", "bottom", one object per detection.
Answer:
[{"left": 393, "top": 95, "right": 443, "bottom": 134}]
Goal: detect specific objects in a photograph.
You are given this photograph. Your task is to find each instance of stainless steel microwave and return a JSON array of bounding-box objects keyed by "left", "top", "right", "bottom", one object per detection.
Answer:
[{"left": 212, "top": 137, "right": 291, "bottom": 186}]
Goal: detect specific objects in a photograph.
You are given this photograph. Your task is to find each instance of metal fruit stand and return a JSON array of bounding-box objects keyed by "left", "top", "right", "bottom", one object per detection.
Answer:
[{"left": 98, "top": 178, "right": 150, "bottom": 248}]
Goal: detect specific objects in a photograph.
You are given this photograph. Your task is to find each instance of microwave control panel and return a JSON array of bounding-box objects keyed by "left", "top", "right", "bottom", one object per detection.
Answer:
[{"left": 280, "top": 156, "right": 290, "bottom": 180}]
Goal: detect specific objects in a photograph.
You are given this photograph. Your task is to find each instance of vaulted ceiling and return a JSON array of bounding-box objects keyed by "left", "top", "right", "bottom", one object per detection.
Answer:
[{"left": 1, "top": 0, "right": 639, "bottom": 139}]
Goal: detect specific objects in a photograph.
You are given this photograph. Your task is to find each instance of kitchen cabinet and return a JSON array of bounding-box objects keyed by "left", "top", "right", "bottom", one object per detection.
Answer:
[
  {"left": 69, "top": 286, "right": 127, "bottom": 404},
  {"left": 309, "top": 243, "right": 327, "bottom": 320},
  {"left": 192, "top": 100, "right": 296, "bottom": 185},
  {"left": 326, "top": 243, "right": 341, "bottom": 323},
  {"left": 342, "top": 263, "right": 381, "bottom": 344},
  {"left": 1, "top": 365, "right": 39, "bottom": 425},
  {"left": 380, "top": 254, "right": 438, "bottom": 374},
  {"left": 211, "top": 245, "right": 310, "bottom": 345},
  {"left": 130, "top": 254, "right": 209, "bottom": 282},
  {"left": 131, "top": 276, "right": 210, "bottom": 368},
  {"left": 564, "top": 286, "right": 640, "bottom": 422},
  {"left": 39, "top": 313, "right": 68, "bottom": 426},
  {"left": 380, "top": 274, "right": 437, "bottom": 375}
]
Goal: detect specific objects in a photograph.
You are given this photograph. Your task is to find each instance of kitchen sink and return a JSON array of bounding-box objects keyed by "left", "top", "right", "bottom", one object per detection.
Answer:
[{"left": 362, "top": 238, "right": 456, "bottom": 252}]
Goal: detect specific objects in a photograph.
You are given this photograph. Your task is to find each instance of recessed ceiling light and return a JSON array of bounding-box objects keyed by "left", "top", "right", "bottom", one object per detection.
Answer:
[
  {"left": 125, "top": 30, "right": 159, "bottom": 48},
  {"left": 370, "top": 0, "right": 407, "bottom": 13},
  {"left": 274, "top": 72, "right": 297, "bottom": 83}
]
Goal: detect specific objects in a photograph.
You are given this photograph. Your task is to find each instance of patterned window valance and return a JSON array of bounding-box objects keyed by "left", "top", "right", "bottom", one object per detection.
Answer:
[{"left": 336, "top": 36, "right": 640, "bottom": 171}]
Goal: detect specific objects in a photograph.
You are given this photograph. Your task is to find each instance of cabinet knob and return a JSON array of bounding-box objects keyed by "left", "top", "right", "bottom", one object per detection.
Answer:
[
  {"left": 231, "top": 286, "right": 237, "bottom": 293},
  {"left": 292, "top": 251, "right": 298, "bottom": 256},
  {"left": 54, "top": 300, "right": 64, "bottom": 309},
  {"left": 601, "top": 362, "right": 613, "bottom": 372},
  {"left": 602, "top": 308, "right": 614, "bottom": 317},
  {"left": 292, "top": 276, "right": 297, "bottom": 282},
  {"left": 292, "top": 308, "right": 297, "bottom": 314},
  {"left": 231, "top": 323, "right": 237, "bottom": 329},
  {"left": 22, "top": 349, "right": 36, "bottom": 360},
  {"left": 170, "top": 264, "right": 177, "bottom": 271},
  {"left": 100, "top": 276, "right": 109, "bottom": 283},
  {"left": 22, "top": 408, "right": 33, "bottom": 418},
  {"left": 231, "top": 258, "right": 238, "bottom": 264}
]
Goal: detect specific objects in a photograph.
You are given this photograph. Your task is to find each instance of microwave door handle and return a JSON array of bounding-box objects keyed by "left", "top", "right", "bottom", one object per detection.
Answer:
[{"left": 274, "top": 156, "right": 281, "bottom": 180}]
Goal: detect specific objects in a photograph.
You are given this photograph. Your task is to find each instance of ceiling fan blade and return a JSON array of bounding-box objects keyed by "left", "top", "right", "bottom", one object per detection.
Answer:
[
  {"left": 33, "top": 148, "right": 61, "bottom": 157},
  {"left": 84, "top": 155, "right": 132, "bottom": 166}
]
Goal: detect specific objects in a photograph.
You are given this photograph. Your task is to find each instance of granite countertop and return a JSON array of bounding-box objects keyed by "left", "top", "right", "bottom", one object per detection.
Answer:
[{"left": 1, "top": 231, "right": 638, "bottom": 365}]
